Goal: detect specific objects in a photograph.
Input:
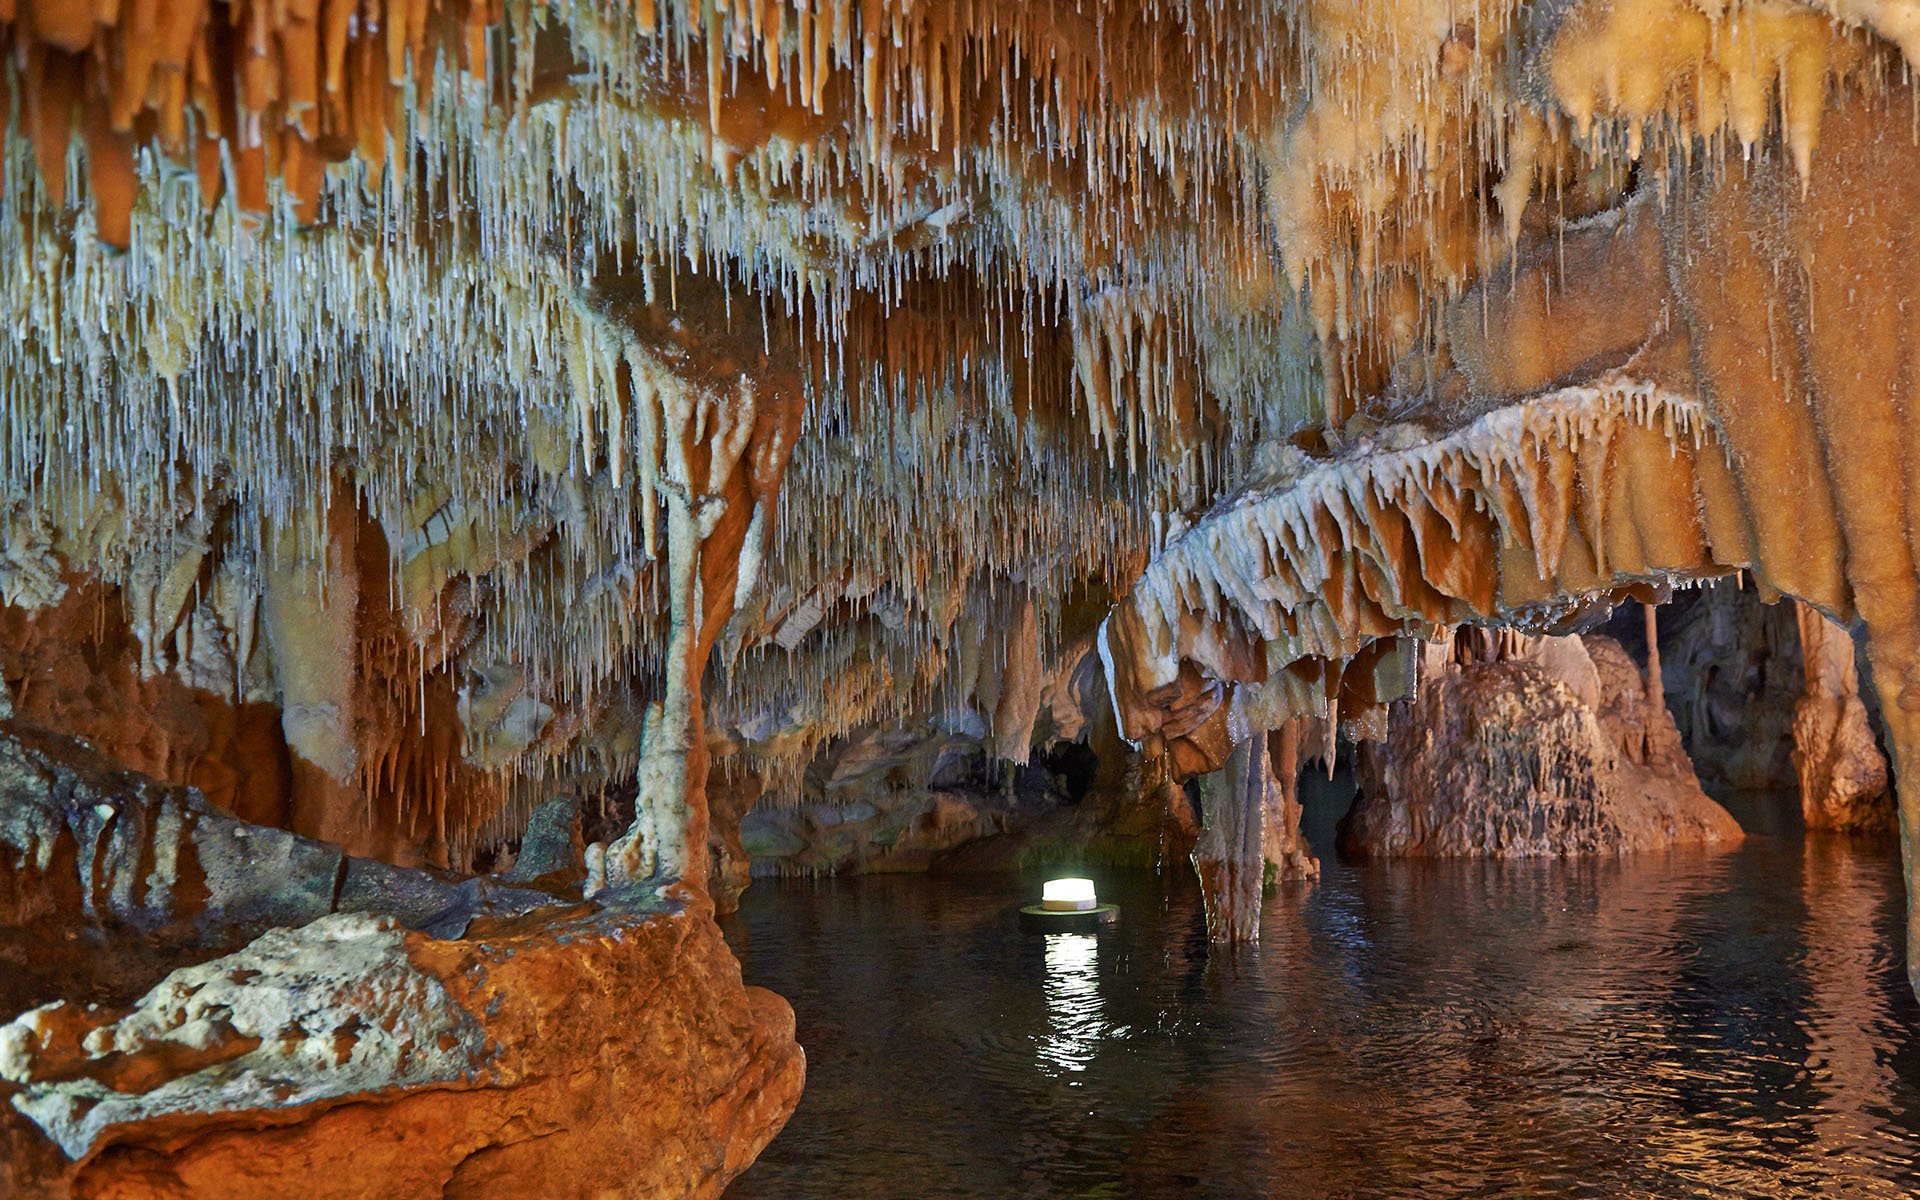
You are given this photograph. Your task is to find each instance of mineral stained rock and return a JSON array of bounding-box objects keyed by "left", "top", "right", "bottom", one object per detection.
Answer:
[
  {"left": 0, "top": 578, "right": 295, "bottom": 833},
  {"left": 1792, "top": 604, "right": 1894, "bottom": 834},
  {"left": 1260, "top": 724, "right": 1320, "bottom": 887},
  {"left": 1340, "top": 635, "right": 1741, "bottom": 859},
  {"left": 1, "top": 904, "right": 802, "bottom": 1200},
  {"left": 0, "top": 729, "right": 803, "bottom": 1200}
]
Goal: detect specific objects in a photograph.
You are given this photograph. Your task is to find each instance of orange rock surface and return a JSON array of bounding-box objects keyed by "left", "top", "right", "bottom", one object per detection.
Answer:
[
  {"left": 45, "top": 908, "right": 801, "bottom": 1200},
  {"left": 0, "top": 729, "right": 802, "bottom": 1200}
]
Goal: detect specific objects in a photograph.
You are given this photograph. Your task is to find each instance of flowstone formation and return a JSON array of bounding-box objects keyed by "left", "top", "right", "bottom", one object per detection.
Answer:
[
  {"left": 5, "top": 0, "right": 1920, "bottom": 1190},
  {"left": 1340, "top": 631, "right": 1741, "bottom": 858}
]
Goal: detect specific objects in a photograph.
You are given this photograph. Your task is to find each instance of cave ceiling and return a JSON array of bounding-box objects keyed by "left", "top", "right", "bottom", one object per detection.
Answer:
[{"left": 1, "top": 0, "right": 1917, "bottom": 855}]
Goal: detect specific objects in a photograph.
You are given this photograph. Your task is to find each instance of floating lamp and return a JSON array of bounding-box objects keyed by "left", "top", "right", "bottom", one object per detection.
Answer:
[
  {"left": 1042, "top": 878, "right": 1097, "bottom": 911},
  {"left": 1020, "top": 877, "right": 1120, "bottom": 932}
]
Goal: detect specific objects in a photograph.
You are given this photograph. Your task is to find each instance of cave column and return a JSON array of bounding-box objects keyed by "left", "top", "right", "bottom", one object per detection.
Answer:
[
  {"left": 608, "top": 366, "right": 802, "bottom": 899},
  {"left": 1643, "top": 601, "right": 1663, "bottom": 700},
  {"left": 259, "top": 482, "right": 380, "bottom": 859},
  {"left": 619, "top": 479, "right": 708, "bottom": 889},
  {"left": 1193, "top": 737, "right": 1264, "bottom": 942},
  {"left": 1794, "top": 603, "right": 1891, "bottom": 832},
  {"left": 1860, "top": 629, "right": 1920, "bottom": 1000}
]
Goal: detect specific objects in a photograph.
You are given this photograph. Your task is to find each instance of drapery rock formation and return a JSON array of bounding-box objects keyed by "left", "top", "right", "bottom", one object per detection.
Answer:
[
  {"left": 1340, "top": 633, "right": 1740, "bottom": 858},
  {"left": 1192, "top": 722, "right": 1319, "bottom": 942}
]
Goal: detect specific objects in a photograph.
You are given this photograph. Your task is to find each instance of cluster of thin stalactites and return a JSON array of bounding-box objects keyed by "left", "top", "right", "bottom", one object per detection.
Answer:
[{"left": 0, "top": 1, "right": 1914, "bottom": 853}]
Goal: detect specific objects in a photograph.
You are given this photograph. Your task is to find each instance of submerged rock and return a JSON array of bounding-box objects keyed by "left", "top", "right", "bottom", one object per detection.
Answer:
[{"left": 1340, "top": 635, "right": 1742, "bottom": 859}]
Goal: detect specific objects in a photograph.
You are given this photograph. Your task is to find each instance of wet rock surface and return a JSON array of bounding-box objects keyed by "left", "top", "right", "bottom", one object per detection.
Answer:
[
  {"left": 1653, "top": 580, "right": 1806, "bottom": 793},
  {"left": 1340, "top": 636, "right": 1742, "bottom": 859},
  {"left": 721, "top": 658, "right": 1200, "bottom": 883},
  {"left": 0, "top": 723, "right": 564, "bottom": 984}
]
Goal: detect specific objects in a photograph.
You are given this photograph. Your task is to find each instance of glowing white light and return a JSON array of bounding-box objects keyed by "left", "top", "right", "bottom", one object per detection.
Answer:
[{"left": 1042, "top": 878, "right": 1097, "bottom": 911}]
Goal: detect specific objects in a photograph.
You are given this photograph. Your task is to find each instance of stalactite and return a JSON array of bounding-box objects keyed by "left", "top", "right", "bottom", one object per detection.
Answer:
[
  {"left": 0, "top": 0, "right": 1917, "bottom": 968},
  {"left": 1643, "top": 601, "right": 1662, "bottom": 702},
  {"left": 1192, "top": 737, "right": 1265, "bottom": 943}
]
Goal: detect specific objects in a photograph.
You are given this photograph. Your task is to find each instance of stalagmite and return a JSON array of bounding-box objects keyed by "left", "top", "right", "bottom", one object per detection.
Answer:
[
  {"left": 1342, "top": 632, "right": 1739, "bottom": 858},
  {"left": 1792, "top": 602, "right": 1893, "bottom": 833}
]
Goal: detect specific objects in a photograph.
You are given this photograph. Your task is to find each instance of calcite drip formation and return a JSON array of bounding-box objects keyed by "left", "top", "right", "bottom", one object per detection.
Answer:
[{"left": 0, "top": 0, "right": 1916, "bottom": 1195}]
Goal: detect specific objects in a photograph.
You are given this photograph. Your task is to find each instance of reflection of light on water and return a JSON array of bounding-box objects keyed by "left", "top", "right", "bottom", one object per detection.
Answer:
[{"left": 1039, "top": 933, "right": 1103, "bottom": 1077}]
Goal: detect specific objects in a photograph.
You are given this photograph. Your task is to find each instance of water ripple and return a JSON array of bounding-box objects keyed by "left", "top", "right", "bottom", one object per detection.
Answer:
[{"left": 725, "top": 789, "right": 1920, "bottom": 1200}]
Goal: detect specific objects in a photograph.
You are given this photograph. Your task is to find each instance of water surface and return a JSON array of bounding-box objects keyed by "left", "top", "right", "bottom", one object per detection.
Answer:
[{"left": 723, "top": 787, "right": 1920, "bottom": 1198}]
